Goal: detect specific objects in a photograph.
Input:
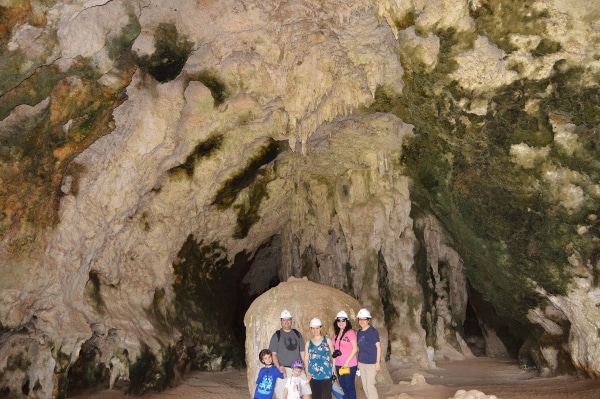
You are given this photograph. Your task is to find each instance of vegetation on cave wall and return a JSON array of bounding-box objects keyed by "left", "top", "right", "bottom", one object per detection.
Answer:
[
  {"left": 0, "top": 19, "right": 139, "bottom": 255},
  {"left": 0, "top": 1, "right": 54, "bottom": 96},
  {"left": 193, "top": 68, "right": 230, "bottom": 106},
  {"left": 211, "top": 138, "right": 288, "bottom": 239},
  {"left": 53, "top": 350, "right": 70, "bottom": 399},
  {"left": 212, "top": 138, "right": 287, "bottom": 210},
  {"left": 365, "top": 1, "right": 600, "bottom": 335},
  {"left": 125, "top": 344, "right": 179, "bottom": 395},
  {"left": 167, "top": 134, "right": 224, "bottom": 177},
  {"left": 67, "top": 338, "right": 106, "bottom": 391},
  {"left": 233, "top": 167, "right": 274, "bottom": 239},
  {"left": 121, "top": 342, "right": 196, "bottom": 395},
  {"left": 167, "top": 130, "right": 284, "bottom": 241},
  {"left": 134, "top": 23, "right": 193, "bottom": 83},
  {"left": 468, "top": 0, "right": 553, "bottom": 54},
  {"left": 84, "top": 271, "right": 107, "bottom": 315}
]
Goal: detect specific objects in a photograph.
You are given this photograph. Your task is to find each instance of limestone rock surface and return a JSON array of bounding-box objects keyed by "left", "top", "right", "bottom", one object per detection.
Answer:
[{"left": 0, "top": 0, "right": 599, "bottom": 397}]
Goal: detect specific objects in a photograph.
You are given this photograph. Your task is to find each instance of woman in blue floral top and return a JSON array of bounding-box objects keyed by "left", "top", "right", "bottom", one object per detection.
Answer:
[{"left": 304, "top": 317, "right": 335, "bottom": 399}]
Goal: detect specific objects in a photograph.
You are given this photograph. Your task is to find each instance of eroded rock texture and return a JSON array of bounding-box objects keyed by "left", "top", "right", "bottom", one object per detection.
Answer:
[{"left": 0, "top": 0, "right": 599, "bottom": 397}]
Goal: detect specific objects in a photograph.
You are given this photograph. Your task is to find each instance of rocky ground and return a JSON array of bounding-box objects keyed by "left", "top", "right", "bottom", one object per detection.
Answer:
[{"left": 72, "top": 357, "right": 600, "bottom": 399}]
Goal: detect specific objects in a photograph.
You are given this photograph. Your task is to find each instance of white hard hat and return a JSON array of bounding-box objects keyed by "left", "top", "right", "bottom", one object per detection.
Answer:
[
  {"left": 357, "top": 308, "right": 372, "bottom": 319},
  {"left": 335, "top": 311, "right": 349, "bottom": 319},
  {"left": 309, "top": 318, "right": 322, "bottom": 327},
  {"left": 280, "top": 309, "right": 292, "bottom": 319}
]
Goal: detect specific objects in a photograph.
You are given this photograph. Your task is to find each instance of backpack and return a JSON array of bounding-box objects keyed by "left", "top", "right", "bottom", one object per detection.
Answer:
[{"left": 276, "top": 328, "right": 301, "bottom": 342}]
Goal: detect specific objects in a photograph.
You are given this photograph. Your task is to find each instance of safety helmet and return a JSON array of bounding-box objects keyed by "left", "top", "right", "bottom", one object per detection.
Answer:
[
  {"left": 291, "top": 359, "right": 304, "bottom": 368},
  {"left": 280, "top": 309, "right": 292, "bottom": 319},
  {"left": 335, "top": 311, "right": 349, "bottom": 320},
  {"left": 309, "top": 318, "right": 322, "bottom": 327},
  {"left": 357, "top": 308, "right": 372, "bottom": 319}
]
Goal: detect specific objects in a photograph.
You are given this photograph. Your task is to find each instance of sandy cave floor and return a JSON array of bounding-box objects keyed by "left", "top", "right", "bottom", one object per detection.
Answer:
[{"left": 72, "top": 357, "right": 600, "bottom": 399}]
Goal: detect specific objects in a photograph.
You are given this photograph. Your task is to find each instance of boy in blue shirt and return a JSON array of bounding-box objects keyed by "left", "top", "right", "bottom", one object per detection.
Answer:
[{"left": 254, "top": 349, "right": 284, "bottom": 399}]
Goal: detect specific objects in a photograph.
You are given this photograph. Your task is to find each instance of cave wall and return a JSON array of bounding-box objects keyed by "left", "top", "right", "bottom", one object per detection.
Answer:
[
  {"left": 0, "top": 0, "right": 599, "bottom": 397},
  {"left": 277, "top": 113, "right": 464, "bottom": 369},
  {"left": 372, "top": 0, "right": 600, "bottom": 377}
]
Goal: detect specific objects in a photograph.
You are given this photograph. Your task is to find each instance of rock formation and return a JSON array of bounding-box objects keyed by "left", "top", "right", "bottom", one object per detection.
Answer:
[{"left": 0, "top": 0, "right": 598, "bottom": 397}]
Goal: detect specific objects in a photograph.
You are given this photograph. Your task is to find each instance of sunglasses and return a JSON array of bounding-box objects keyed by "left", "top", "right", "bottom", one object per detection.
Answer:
[{"left": 336, "top": 318, "right": 347, "bottom": 322}]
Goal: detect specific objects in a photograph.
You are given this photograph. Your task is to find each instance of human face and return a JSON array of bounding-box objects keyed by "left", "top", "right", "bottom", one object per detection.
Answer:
[
  {"left": 280, "top": 317, "right": 292, "bottom": 331},
  {"left": 310, "top": 326, "right": 321, "bottom": 336},
  {"left": 262, "top": 353, "right": 273, "bottom": 365},
  {"left": 358, "top": 318, "right": 370, "bottom": 328},
  {"left": 292, "top": 367, "right": 302, "bottom": 376},
  {"left": 336, "top": 318, "right": 347, "bottom": 324}
]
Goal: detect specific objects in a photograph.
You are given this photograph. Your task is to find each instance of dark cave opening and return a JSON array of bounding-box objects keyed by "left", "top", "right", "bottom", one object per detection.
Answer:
[
  {"left": 234, "top": 235, "right": 284, "bottom": 356},
  {"left": 463, "top": 298, "right": 486, "bottom": 357},
  {"left": 466, "top": 282, "right": 525, "bottom": 360}
]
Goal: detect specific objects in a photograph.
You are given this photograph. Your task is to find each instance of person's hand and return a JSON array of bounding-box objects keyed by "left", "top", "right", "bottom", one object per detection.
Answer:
[{"left": 375, "top": 362, "right": 381, "bottom": 372}]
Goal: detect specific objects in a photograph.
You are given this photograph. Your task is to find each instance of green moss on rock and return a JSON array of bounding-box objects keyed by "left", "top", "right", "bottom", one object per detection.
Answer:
[
  {"left": 543, "top": 64, "right": 600, "bottom": 126},
  {"left": 53, "top": 350, "right": 71, "bottom": 399},
  {"left": 411, "top": 208, "right": 436, "bottom": 344},
  {"left": 6, "top": 353, "right": 30, "bottom": 372},
  {"left": 0, "top": 64, "right": 62, "bottom": 121},
  {"left": 0, "top": 2, "right": 56, "bottom": 96},
  {"left": 212, "top": 138, "right": 288, "bottom": 210},
  {"left": 193, "top": 69, "right": 229, "bottom": 106},
  {"left": 126, "top": 344, "right": 168, "bottom": 395},
  {"left": 67, "top": 339, "right": 106, "bottom": 391},
  {"left": 233, "top": 168, "right": 273, "bottom": 239},
  {"left": 391, "top": 10, "right": 416, "bottom": 31},
  {"left": 134, "top": 23, "right": 193, "bottom": 83},
  {"left": 168, "top": 134, "right": 224, "bottom": 177},
  {"left": 107, "top": 17, "right": 141, "bottom": 60},
  {"left": 531, "top": 38, "right": 562, "bottom": 57},
  {"left": 0, "top": 47, "right": 135, "bottom": 246},
  {"left": 470, "top": 0, "right": 550, "bottom": 53},
  {"left": 84, "top": 271, "right": 106, "bottom": 314},
  {"left": 365, "top": 13, "right": 599, "bottom": 331},
  {"left": 172, "top": 238, "right": 230, "bottom": 330}
]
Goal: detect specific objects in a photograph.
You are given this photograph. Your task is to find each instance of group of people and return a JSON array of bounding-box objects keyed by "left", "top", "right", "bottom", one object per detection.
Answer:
[{"left": 253, "top": 308, "right": 381, "bottom": 399}]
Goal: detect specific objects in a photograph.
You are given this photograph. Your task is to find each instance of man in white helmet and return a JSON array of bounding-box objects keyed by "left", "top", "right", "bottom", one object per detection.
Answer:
[{"left": 269, "top": 309, "right": 312, "bottom": 399}]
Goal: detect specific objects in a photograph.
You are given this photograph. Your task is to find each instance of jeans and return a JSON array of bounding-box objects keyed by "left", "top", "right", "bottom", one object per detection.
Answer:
[{"left": 336, "top": 365, "right": 357, "bottom": 399}]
